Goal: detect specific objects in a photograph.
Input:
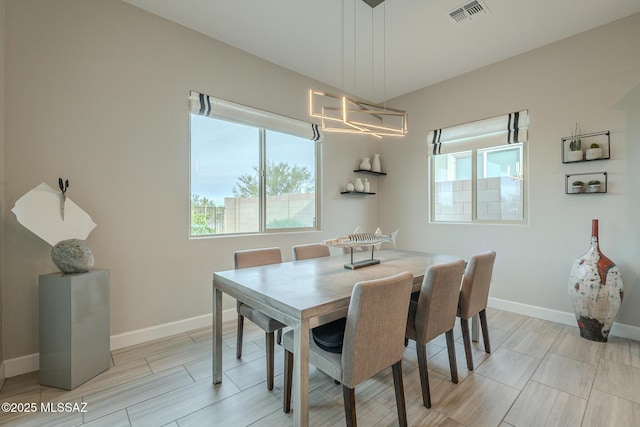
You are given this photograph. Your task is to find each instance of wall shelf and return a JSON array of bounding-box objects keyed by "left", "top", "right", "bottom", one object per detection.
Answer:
[
  {"left": 353, "top": 169, "right": 387, "bottom": 176},
  {"left": 561, "top": 130, "right": 610, "bottom": 163},
  {"left": 340, "top": 191, "right": 376, "bottom": 195},
  {"left": 565, "top": 171, "right": 607, "bottom": 194},
  {"left": 341, "top": 167, "right": 385, "bottom": 196}
]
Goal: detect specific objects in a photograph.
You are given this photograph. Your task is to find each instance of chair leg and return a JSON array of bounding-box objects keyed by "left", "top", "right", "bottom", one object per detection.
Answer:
[
  {"left": 236, "top": 314, "right": 244, "bottom": 359},
  {"left": 266, "top": 331, "right": 275, "bottom": 391},
  {"left": 415, "top": 342, "right": 431, "bottom": 408},
  {"left": 445, "top": 329, "right": 458, "bottom": 384},
  {"left": 342, "top": 385, "right": 357, "bottom": 427},
  {"left": 283, "top": 350, "right": 293, "bottom": 413},
  {"left": 277, "top": 328, "right": 282, "bottom": 345},
  {"left": 392, "top": 361, "right": 408, "bottom": 427},
  {"left": 479, "top": 309, "right": 491, "bottom": 354},
  {"left": 460, "top": 317, "right": 474, "bottom": 371}
]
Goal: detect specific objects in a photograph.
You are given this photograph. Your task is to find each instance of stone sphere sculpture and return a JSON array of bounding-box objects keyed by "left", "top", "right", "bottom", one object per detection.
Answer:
[{"left": 51, "top": 239, "right": 94, "bottom": 274}]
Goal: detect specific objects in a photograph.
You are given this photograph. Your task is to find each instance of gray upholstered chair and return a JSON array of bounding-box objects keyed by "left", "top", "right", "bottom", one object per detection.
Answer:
[
  {"left": 405, "top": 259, "right": 466, "bottom": 408},
  {"left": 234, "top": 247, "right": 285, "bottom": 391},
  {"left": 292, "top": 243, "right": 330, "bottom": 261},
  {"left": 282, "top": 272, "right": 414, "bottom": 427},
  {"left": 458, "top": 250, "right": 496, "bottom": 371}
]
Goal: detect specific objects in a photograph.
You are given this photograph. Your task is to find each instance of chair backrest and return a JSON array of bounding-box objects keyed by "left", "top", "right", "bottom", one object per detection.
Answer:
[
  {"left": 458, "top": 251, "right": 496, "bottom": 319},
  {"left": 414, "top": 259, "right": 466, "bottom": 344},
  {"left": 341, "top": 272, "right": 413, "bottom": 388},
  {"left": 234, "top": 247, "right": 282, "bottom": 269},
  {"left": 292, "top": 243, "right": 330, "bottom": 261}
]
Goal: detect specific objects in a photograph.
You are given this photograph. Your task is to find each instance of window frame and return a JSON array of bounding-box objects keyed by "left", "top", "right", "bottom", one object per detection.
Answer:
[
  {"left": 428, "top": 110, "right": 529, "bottom": 225},
  {"left": 189, "top": 105, "right": 322, "bottom": 238}
]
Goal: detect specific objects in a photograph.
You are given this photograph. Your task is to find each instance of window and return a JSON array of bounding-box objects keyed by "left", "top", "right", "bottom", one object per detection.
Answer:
[
  {"left": 429, "top": 111, "right": 528, "bottom": 223},
  {"left": 189, "top": 91, "right": 322, "bottom": 236}
]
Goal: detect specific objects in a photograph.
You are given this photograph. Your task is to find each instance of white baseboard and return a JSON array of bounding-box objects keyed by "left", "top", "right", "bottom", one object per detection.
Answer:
[
  {"left": 488, "top": 297, "right": 640, "bottom": 341},
  {"left": 110, "top": 308, "right": 236, "bottom": 350},
  {"left": 5, "top": 301, "right": 640, "bottom": 379},
  {"left": 4, "top": 353, "right": 39, "bottom": 379},
  {"left": 4, "top": 308, "right": 236, "bottom": 379}
]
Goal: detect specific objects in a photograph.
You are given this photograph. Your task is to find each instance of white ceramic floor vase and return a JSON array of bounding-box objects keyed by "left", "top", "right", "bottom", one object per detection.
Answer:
[{"left": 568, "top": 219, "right": 623, "bottom": 342}]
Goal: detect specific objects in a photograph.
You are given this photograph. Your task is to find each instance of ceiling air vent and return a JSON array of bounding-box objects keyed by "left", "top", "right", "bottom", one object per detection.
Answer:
[{"left": 448, "top": 0, "right": 489, "bottom": 25}]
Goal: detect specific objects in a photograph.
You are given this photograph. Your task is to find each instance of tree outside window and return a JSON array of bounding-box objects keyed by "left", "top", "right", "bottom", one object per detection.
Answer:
[{"left": 190, "top": 115, "right": 318, "bottom": 236}]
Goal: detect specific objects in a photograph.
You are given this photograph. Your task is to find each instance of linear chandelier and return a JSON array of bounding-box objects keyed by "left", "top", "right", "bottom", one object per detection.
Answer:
[
  {"left": 309, "top": 0, "right": 408, "bottom": 138},
  {"left": 309, "top": 90, "right": 407, "bottom": 138}
]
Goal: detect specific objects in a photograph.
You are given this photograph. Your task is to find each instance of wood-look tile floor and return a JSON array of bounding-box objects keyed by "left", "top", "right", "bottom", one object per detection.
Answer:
[{"left": 2, "top": 308, "right": 640, "bottom": 426}]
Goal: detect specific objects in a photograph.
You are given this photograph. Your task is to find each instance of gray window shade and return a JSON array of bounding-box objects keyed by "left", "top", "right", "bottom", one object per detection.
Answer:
[
  {"left": 428, "top": 110, "right": 528, "bottom": 155},
  {"left": 189, "top": 91, "right": 323, "bottom": 141}
]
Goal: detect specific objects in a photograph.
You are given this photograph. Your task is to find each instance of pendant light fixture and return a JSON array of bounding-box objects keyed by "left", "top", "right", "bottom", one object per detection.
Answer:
[{"left": 309, "top": 0, "right": 407, "bottom": 138}]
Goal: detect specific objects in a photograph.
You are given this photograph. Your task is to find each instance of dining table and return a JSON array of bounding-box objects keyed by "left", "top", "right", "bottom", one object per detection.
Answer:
[{"left": 212, "top": 248, "right": 464, "bottom": 427}]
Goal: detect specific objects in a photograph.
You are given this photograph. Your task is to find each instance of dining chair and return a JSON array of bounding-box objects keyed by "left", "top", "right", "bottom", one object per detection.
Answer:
[
  {"left": 282, "top": 272, "right": 414, "bottom": 427},
  {"left": 292, "top": 243, "right": 330, "bottom": 261},
  {"left": 234, "top": 247, "right": 285, "bottom": 391},
  {"left": 293, "top": 243, "right": 345, "bottom": 355},
  {"left": 458, "top": 250, "right": 496, "bottom": 371},
  {"left": 405, "top": 259, "right": 466, "bottom": 408}
]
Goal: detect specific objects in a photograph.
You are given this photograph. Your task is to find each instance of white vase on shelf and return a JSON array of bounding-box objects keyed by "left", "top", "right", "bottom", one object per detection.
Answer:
[
  {"left": 371, "top": 154, "right": 381, "bottom": 172},
  {"left": 354, "top": 178, "right": 364, "bottom": 192},
  {"left": 586, "top": 148, "right": 603, "bottom": 160},
  {"left": 346, "top": 182, "right": 355, "bottom": 192},
  {"left": 363, "top": 178, "right": 370, "bottom": 193},
  {"left": 567, "top": 150, "right": 583, "bottom": 162},
  {"left": 359, "top": 157, "right": 371, "bottom": 170}
]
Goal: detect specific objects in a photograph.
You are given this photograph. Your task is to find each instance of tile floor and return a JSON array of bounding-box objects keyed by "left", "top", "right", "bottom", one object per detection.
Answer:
[{"left": 1, "top": 308, "right": 639, "bottom": 426}]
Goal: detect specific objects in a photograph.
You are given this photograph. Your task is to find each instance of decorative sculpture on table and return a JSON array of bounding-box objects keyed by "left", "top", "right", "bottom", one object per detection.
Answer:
[
  {"left": 12, "top": 179, "right": 97, "bottom": 274},
  {"left": 323, "top": 226, "right": 398, "bottom": 269},
  {"left": 568, "top": 219, "right": 623, "bottom": 342}
]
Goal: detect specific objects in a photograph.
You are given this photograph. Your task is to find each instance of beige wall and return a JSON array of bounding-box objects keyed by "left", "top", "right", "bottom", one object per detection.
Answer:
[
  {"left": 3, "top": 0, "right": 379, "bottom": 361},
  {"left": 380, "top": 13, "right": 640, "bottom": 329}
]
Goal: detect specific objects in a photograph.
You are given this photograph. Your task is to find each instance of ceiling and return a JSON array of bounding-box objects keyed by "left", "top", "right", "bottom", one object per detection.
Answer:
[{"left": 122, "top": 0, "right": 640, "bottom": 103}]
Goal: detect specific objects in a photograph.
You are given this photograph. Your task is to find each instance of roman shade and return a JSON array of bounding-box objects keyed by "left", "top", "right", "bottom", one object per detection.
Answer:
[
  {"left": 190, "top": 91, "right": 323, "bottom": 141},
  {"left": 428, "top": 110, "right": 528, "bottom": 155}
]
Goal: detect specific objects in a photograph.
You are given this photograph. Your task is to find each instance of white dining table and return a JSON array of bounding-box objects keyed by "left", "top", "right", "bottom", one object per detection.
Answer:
[{"left": 212, "top": 249, "right": 463, "bottom": 427}]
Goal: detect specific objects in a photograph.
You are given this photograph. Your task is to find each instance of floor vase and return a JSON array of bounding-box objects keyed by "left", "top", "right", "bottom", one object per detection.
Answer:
[{"left": 568, "top": 219, "right": 623, "bottom": 342}]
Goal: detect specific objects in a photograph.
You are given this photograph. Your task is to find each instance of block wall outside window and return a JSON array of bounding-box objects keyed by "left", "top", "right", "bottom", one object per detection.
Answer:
[
  {"left": 434, "top": 176, "right": 523, "bottom": 222},
  {"left": 222, "top": 193, "right": 316, "bottom": 234}
]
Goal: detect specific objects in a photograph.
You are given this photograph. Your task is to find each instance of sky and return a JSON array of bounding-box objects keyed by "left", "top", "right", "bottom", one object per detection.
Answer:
[{"left": 190, "top": 115, "right": 316, "bottom": 205}]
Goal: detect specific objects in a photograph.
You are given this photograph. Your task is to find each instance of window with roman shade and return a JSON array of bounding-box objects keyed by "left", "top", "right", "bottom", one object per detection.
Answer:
[
  {"left": 428, "top": 110, "right": 529, "bottom": 223},
  {"left": 189, "top": 91, "right": 322, "bottom": 236}
]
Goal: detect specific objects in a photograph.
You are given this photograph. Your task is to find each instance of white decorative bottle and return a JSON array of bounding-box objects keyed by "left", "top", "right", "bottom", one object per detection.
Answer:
[
  {"left": 371, "top": 154, "right": 381, "bottom": 172},
  {"left": 359, "top": 157, "right": 371, "bottom": 170},
  {"left": 354, "top": 178, "right": 364, "bottom": 192},
  {"left": 363, "top": 178, "right": 370, "bottom": 193}
]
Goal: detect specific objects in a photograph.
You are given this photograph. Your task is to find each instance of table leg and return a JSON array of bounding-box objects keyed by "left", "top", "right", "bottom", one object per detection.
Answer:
[
  {"left": 292, "top": 319, "right": 310, "bottom": 427},
  {"left": 213, "top": 286, "right": 223, "bottom": 384},
  {"left": 472, "top": 314, "right": 479, "bottom": 343}
]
